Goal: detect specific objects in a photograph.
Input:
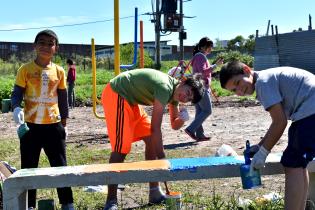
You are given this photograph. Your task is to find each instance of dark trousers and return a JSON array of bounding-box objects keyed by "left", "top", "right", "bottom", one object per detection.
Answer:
[
  {"left": 67, "top": 82, "right": 75, "bottom": 108},
  {"left": 20, "top": 122, "right": 73, "bottom": 208}
]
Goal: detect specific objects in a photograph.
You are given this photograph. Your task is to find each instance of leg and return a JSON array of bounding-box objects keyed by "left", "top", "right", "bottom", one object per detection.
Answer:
[
  {"left": 143, "top": 136, "right": 165, "bottom": 204},
  {"left": 106, "top": 152, "right": 126, "bottom": 203},
  {"left": 20, "top": 123, "right": 42, "bottom": 208},
  {"left": 143, "top": 136, "right": 159, "bottom": 188},
  {"left": 43, "top": 123, "right": 73, "bottom": 205},
  {"left": 186, "top": 90, "right": 212, "bottom": 138},
  {"left": 284, "top": 167, "right": 308, "bottom": 210},
  {"left": 67, "top": 83, "right": 74, "bottom": 108}
]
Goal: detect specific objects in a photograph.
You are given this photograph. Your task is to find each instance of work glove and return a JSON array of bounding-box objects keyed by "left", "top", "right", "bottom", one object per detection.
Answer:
[
  {"left": 248, "top": 144, "right": 260, "bottom": 158},
  {"left": 250, "top": 146, "right": 270, "bottom": 175},
  {"left": 13, "top": 107, "right": 24, "bottom": 124},
  {"left": 178, "top": 107, "right": 189, "bottom": 122},
  {"left": 64, "top": 126, "right": 68, "bottom": 140}
]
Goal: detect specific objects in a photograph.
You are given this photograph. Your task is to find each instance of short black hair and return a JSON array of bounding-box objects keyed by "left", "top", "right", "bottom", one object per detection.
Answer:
[
  {"left": 67, "top": 59, "right": 74, "bottom": 65},
  {"left": 34, "top": 29, "right": 59, "bottom": 45},
  {"left": 184, "top": 73, "right": 205, "bottom": 104},
  {"left": 219, "top": 61, "right": 245, "bottom": 88}
]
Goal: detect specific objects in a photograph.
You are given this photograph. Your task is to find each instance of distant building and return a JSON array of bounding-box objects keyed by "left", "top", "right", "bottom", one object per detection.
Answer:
[
  {"left": 0, "top": 41, "right": 108, "bottom": 60},
  {"left": 95, "top": 40, "right": 195, "bottom": 61},
  {"left": 0, "top": 40, "right": 197, "bottom": 62}
]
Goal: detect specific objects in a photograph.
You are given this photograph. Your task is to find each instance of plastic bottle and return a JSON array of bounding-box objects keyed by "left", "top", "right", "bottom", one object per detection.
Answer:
[
  {"left": 240, "top": 140, "right": 262, "bottom": 189},
  {"left": 17, "top": 123, "right": 29, "bottom": 139}
]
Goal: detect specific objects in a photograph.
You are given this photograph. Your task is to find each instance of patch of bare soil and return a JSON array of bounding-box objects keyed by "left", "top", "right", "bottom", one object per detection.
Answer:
[{"left": 0, "top": 96, "right": 288, "bottom": 208}]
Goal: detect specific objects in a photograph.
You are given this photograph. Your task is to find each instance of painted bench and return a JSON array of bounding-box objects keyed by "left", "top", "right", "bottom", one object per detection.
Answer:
[{"left": 3, "top": 153, "right": 315, "bottom": 209}]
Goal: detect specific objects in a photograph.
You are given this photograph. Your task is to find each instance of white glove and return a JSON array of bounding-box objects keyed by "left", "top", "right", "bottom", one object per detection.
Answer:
[
  {"left": 64, "top": 126, "right": 68, "bottom": 140},
  {"left": 178, "top": 107, "right": 189, "bottom": 121},
  {"left": 13, "top": 107, "right": 24, "bottom": 124},
  {"left": 250, "top": 146, "right": 270, "bottom": 175}
]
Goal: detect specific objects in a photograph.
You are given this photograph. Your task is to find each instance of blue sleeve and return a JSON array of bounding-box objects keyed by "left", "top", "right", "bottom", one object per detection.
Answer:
[
  {"left": 57, "top": 89, "right": 69, "bottom": 119},
  {"left": 11, "top": 85, "right": 25, "bottom": 109}
]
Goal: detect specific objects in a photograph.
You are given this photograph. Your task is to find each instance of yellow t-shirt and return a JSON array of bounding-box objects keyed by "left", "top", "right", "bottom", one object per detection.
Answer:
[{"left": 15, "top": 61, "right": 66, "bottom": 124}]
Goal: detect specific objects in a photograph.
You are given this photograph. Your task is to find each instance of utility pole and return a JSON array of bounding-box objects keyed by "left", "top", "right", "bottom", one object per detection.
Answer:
[
  {"left": 179, "top": 0, "right": 184, "bottom": 60},
  {"left": 155, "top": 0, "right": 161, "bottom": 69}
]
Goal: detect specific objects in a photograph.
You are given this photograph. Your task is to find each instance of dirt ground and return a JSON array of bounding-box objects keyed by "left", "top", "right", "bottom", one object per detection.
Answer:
[{"left": 0, "top": 96, "right": 288, "bottom": 208}]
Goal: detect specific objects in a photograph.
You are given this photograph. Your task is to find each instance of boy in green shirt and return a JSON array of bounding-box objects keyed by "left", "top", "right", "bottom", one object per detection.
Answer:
[{"left": 101, "top": 68, "right": 205, "bottom": 210}]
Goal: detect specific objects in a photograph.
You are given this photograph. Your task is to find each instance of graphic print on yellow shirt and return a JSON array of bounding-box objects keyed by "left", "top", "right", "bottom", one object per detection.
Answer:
[{"left": 15, "top": 61, "right": 66, "bottom": 124}]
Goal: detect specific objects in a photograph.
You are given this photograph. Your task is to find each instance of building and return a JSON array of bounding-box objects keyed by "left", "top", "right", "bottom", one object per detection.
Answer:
[
  {"left": 95, "top": 40, "right": 195, "bottom": 61},
  {"left": 0, "top": 41, "right": 108, "bottom": 60}
]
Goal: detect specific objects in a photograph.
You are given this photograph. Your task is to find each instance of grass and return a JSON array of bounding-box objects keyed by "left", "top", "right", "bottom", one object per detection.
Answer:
[{"left": 0, "top": 138, "right": 284, "bottom": 210}]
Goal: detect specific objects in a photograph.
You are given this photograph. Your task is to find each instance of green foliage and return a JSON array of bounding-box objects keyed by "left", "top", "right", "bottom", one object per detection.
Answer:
[
  {"left": 227, "top": 35, "right": 256, "bottom": 54},
  {"left": 0, "top": 76, "right": 15, "bottom": 102},
  {"left": 120, "top": 43, "right": 134, "bottom": 67},
  {"left": 216, "top": 51, "right": 254, "bottom": 67}
]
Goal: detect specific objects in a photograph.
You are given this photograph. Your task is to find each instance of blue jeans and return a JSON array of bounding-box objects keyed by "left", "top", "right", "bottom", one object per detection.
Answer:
[{"left": 186, "top": 89, "right": 212, "bottom": 138}]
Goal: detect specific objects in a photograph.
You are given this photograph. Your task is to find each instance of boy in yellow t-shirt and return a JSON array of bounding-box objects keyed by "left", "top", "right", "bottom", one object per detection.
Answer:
[{"left": 11, "top": 29, "right": 74, "bottom": 210}]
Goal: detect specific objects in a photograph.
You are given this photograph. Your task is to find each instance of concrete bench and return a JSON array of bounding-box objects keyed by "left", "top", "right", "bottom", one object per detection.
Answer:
[{"left": 3, "top": 153, "right": 315, "bottom": 209}]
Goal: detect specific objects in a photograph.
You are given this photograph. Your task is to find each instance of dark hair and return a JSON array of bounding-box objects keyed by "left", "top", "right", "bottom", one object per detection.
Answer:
[
  {"left": 67, "top": 59, "right": 74, "bottom": 65},
  {"left": 193, "top": 37, "right": 213, "bottom": 56},
  {"left": 34, "top": 29, "right": 59, "bottom": 45},
  {"left": 183, "top": 73, "right": 205, "bottom": 104},
  {"left": 219, "top": 61, "right": 245, "bottom": 88}
]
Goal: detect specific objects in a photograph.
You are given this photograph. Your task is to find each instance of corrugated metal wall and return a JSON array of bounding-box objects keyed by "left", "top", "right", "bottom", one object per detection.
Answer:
[{"left": 254, "top": 30, "right": 315, "bottom": 74}]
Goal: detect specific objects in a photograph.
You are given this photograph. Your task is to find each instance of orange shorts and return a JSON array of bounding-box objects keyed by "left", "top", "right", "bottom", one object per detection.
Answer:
[{"left": 101, "top": 84, "right": 151, "bottom": 154}]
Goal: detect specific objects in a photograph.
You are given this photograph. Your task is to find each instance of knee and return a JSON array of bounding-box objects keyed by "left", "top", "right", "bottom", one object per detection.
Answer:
[{"left": 203, "top": 108, "right": 212, "bottom": 116}]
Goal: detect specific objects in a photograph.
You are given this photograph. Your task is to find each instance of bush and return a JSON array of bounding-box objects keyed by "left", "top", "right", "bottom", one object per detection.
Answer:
[{"left": 216, "top": 51, "right": 254, "bottom": 67}]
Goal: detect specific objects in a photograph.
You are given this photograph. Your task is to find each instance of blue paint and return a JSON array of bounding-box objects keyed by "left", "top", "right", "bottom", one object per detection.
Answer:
[
  {"left": 240, "top": 141, "right": 262, "bottom": 189},
  {"left": 168, "top": 156, "right": 244, "bottom": 171}
]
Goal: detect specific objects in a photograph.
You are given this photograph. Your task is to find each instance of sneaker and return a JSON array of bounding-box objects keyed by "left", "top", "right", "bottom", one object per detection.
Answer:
[
  {"left": 61, "top": 203, "right": 75, "bottom": 210},
  {"left": 149, "top": 194, "right": 166, "bottom": 204},
  {"left": 103, "top": 200, "right": 118, "bottom": 210},
  {"left": 196, "top": 136, "right": 211, "bottom": 142},
  {"left": 184, "top": 129, "right": 198, "bottom": 141},
  {"left": 28, "top": 208, "right": 35, "bottom": 210},
  {"left": 149, "top": 187, "right": 166, "bottom": 204}
]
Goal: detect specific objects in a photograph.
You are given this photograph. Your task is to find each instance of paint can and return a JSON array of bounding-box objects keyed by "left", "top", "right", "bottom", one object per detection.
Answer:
[
  {"left": 240, "top": 163, "right": 262, "bottom": 189},
  {"left": 165, "top": 191, "right": 181, "bottom": 210},
  {"left": 38, "top": 199, "right": 55, "bottom": 210},
  {"left": 240, "top": 140, "right": 262, "bottom": 189}
]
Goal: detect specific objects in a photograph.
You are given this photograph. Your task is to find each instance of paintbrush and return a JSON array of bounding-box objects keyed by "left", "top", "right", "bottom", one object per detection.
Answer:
[{"left": 164, "top": 181, "right": 170, "bottom": 195}]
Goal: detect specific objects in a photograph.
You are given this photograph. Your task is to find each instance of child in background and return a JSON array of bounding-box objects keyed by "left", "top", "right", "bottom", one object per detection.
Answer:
[
  {"left": 66, "top": 58, "right": 76, "bottom": 109},
  {"left": 220, "top": 61, "right": 315, "bottom": 210},
  {"left": 11, "top": 29, "right": 74, "bottom": 210},
  {"left": 185, "top": 37, "right": 223, "bottom": 142}
]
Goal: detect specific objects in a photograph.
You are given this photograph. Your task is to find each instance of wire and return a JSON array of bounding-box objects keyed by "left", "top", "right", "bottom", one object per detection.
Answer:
[{"left": 0, "top": 14, "right": 146, "bottom": 32}]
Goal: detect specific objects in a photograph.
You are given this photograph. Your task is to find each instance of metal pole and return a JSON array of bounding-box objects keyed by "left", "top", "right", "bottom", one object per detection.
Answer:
[
  {"left": 179, "top": 0, "right": 184, "bottom": 60},
  {"left": 114, "top": 0, "right": 120, "bottom": 75},
  {"left": 155, "top": 0, "right": 161, "bottom": 69}
]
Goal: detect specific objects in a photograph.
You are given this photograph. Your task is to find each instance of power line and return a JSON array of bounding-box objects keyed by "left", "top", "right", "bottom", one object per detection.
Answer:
[{"left": 0, "top": 14, "right": 147, "bottom": 32}]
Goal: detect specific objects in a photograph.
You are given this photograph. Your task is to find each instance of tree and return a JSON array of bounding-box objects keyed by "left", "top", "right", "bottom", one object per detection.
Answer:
[{"left": 227, "top": 35, "right": 245, "bottom": 51}]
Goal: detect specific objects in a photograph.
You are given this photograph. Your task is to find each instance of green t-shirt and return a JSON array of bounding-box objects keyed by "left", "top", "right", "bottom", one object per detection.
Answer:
[{"left": 110, "top": 68, "right": 179, "bottom": 106}]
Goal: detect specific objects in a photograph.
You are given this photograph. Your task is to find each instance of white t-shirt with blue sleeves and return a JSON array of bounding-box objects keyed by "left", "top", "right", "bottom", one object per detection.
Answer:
[{"left": 255, "top": 67, "right": 315, "bottom": 121}]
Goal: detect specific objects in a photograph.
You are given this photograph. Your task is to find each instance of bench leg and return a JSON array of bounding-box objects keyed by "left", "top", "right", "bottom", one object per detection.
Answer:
[
  {"left": 3, "top": 189, "right": 27, "bottom": 210},
  {"left": 308, "top": 172, "right": 315, "bottom": 205}
]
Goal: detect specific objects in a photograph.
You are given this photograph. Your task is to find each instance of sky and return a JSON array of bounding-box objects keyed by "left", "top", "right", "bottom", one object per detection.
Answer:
[{"left": 1, "top": 0, "right": 315, "bottom": 46}]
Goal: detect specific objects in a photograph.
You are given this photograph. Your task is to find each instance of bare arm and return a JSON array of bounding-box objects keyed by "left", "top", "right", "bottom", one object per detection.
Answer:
[
  {"left": 151, "top": 99, "right": 166, "bottom": 159},
  {"left": 259, "top": 103, "right": 287, "bottom": 151},
  {"left": 168, "top": 104, "right": 185, "bottom": 130}
]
